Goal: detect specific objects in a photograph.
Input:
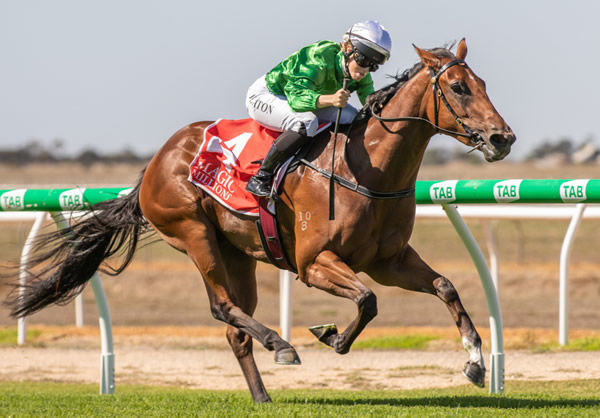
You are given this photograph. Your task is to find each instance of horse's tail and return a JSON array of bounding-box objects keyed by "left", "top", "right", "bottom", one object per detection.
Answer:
[{"left": 5, "top": 173, "right": 149, "bottom": 318}]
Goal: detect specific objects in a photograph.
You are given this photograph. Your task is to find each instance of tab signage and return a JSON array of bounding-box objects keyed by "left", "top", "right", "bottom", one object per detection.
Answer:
[
  {"left": 560, "top": 180, "right": 588, "bottom": 202},
  {"left": 59, "top": 188, "right": 86, "bottom": 210},
  {"left": 493, "top": 180, "right": 522, "bottom": 203},
  {"left": 1, "top": 189, "right": 26, "bottom": 210},
  {"left": 429, "top": 180, "right": 458, "bottom": 203}
]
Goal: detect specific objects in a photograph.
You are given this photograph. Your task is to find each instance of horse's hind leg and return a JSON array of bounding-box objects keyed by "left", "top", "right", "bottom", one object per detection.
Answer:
[
  {"left": 219, "top": 239, "right": 270, "bottom": 403},
  {"left": 182, "top": 220, "right": 300, "bottom": 367},
  {"left": 367, "top": 245, "right": 485, "bottom": 388},
  {"left": 303, "top": 250, "right": 378, "bottom": 354}
]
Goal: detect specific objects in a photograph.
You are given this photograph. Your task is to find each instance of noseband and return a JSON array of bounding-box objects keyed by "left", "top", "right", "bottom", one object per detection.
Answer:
[{"left": 371, "top": 59, "right": 483, "bottom": 148}]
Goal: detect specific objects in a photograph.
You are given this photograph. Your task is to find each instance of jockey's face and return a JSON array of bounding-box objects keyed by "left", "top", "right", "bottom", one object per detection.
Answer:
[{"left": 347, "top": 57, "right": 370, "bottom": 81}]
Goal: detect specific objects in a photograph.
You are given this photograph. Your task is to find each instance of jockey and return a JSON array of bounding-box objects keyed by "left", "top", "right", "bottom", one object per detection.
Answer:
[{"left": 245, "top": 20, "right": 392, "bottom": 197}]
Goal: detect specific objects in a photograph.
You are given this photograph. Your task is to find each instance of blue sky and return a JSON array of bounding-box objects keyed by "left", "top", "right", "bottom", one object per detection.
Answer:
[{"left": 2, "top": 0, "right": 599, "bottom": 160}]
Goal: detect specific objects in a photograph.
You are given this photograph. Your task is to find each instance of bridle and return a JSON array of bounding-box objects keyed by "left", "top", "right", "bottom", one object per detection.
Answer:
[{"left": 370, "top": 59, "right": 484, "bottom": 151}]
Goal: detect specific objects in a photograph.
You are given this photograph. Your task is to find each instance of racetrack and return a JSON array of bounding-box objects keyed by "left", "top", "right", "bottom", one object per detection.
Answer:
[{"left": 2, "top": 326, "right": 600, "bottom": 391}]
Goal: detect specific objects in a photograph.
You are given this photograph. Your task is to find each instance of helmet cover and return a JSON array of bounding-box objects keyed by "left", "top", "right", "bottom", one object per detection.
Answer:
[{"left": 344, "top": 20, "right": 391, "bottom": 64}]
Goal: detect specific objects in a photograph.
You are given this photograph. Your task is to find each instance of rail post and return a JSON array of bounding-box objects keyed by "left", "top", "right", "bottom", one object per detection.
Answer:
[
  {"left": 17, "top": 212, "right": 46, "bottom": 345},
  {"left": 559, "top": 203, "right": 587, "bottom": 346},
  {"left": 50, "top": 212, "right": 115, "bottom": 394},
  {"left": 442, "top": 203, "right": 505, "bottom": 394},
  {"left": 280, "top": 270, "right": 292, "bottom": 342}
]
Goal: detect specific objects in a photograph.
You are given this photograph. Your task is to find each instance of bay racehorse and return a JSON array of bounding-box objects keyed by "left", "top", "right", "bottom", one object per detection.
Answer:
[{"left": 6, "top": 39, "right": 515, "bottom": 402}]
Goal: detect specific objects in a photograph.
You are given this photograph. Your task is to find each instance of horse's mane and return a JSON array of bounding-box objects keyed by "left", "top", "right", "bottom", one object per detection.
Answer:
[{"left": 367, "top": 46, "right": 456, "bottom": 111}]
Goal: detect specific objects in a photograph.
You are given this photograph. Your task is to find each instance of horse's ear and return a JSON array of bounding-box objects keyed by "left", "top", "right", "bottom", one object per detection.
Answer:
[
  {"left": 413, "top": 44, "right": 441, "bottom": 71},
  {"left": 456, "top": 38, "right": 468, "bottom": 60}
]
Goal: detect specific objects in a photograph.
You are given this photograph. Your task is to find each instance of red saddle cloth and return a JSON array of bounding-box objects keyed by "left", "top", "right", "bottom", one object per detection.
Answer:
[
  {"left": 188, "top": 118, "right": 280, "bottom": 216},
  {"left": 189, "top": 118, "right": 330, "bottom": 216}
]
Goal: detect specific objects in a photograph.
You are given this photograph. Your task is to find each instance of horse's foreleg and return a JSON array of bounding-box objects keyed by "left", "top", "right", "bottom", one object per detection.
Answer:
[
  {"left": 303, "top": 250, "right": 377, "bottom": 354},
  {"left": 368, "top": 245, "right": 485, "bottom": 387},
  {"left": 431, "top": 275, "right": 485, "bottom": 386}
]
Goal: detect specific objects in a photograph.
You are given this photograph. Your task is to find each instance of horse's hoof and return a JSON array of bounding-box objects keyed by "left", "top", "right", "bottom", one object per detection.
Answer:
[
  {"left": 275, "top": 347, "right": 301, "bottom": 365},
  {"left": 252, "top": 393, "right": 272, "bottom": 403},
  {"left": 308, "top": 323, "right": 338, "bottom": 343},
  {"left": 334, "top": 343, "right": 350, "bottom": 355},
  {"left": 463, "top": 360, "right": 485, "bottom": 388}
]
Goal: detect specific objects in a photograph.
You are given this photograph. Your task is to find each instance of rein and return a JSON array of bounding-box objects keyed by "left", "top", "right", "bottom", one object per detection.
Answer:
[
  {"left": 298, "top": 59, "right": 478, "bottom": 201},
  {"left": 370, "top": 59, "right": 483, "bottom": 150}
]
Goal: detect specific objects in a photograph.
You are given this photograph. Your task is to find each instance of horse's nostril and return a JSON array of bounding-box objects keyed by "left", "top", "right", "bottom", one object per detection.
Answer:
[{"left": 490, "top": 134, "right": 512, "bottom": 148}]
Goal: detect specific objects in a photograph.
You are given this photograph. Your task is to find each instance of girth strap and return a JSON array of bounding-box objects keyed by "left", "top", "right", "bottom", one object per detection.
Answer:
[
  {"left": 255, "top": 157, "right": 297, "bottom": 273},
  {"left": 256, "top": 198, "right": 297, "bottom": 273}
]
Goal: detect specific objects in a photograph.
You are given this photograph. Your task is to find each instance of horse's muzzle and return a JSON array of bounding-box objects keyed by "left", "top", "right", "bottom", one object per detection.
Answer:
[{"left": 479, "top": 130, "right": 516, "bottom": 162}]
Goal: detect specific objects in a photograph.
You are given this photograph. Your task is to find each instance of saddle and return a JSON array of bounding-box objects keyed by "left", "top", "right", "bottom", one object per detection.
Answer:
[{"left": 188, "top": 118, "right": 332, "bottom": 273}]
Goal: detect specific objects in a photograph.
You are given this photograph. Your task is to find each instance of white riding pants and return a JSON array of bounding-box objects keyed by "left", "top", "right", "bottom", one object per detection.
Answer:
[{"left": 245, "top": 75, "right": 358, "bottom": 137}]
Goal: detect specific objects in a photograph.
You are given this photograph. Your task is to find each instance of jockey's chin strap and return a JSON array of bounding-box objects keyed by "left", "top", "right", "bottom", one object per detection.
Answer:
[{"left": 370, "top": 59, "right": 484, "bottom": 152}]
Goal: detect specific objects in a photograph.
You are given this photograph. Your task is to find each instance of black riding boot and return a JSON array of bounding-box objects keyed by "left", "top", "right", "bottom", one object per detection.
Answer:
[{"left": 246, "top": 130, "right": 306, "bottom": 197}]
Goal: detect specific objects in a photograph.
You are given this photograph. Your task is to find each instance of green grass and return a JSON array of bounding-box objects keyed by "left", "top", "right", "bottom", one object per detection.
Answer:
[
  {"left": 536, "top": 337, "right": 600, "bottom": 352},
  {"left": 353, "top": 334, "right": 439, "bottom": 350},
  {"left": 4, "top": 325, "right": 600, "bottom": 352},
  {"left": 0, "top": 327, "right": 41, "bottom": 346},
  {"left": 1, "top": 380, "right": 599, "bottom": 417}
]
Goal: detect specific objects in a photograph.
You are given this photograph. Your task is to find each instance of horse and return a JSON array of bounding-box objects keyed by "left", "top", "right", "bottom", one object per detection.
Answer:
[{"left": 6, "top": 39, "right": 515, "bottom": 402}]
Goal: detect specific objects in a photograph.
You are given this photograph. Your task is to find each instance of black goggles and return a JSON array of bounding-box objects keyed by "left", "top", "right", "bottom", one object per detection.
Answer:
[{"left": 352, "top": 51, "right": 380, "bottom": 72}]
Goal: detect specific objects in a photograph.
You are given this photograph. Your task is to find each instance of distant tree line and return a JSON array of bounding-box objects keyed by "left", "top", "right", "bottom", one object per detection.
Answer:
[
  {"left": 0, "top": 139, "right": 152, "bottom": 165},
  {"left": 523, "top": 135, "right": 599, "bottom": 164},
  {"left": 1, "top": 136, "right": 596, "bottom": 165}
]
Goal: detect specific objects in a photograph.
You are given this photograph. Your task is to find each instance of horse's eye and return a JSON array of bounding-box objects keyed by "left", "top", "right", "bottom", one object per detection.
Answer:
[{"left": 450, "top": 82, "right": 470, "bottom": 96}]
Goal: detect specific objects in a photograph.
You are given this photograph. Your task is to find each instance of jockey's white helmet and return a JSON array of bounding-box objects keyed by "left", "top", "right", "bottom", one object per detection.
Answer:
[{"left": 344, "top": 20, "right": 392, "bottom": 65}]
